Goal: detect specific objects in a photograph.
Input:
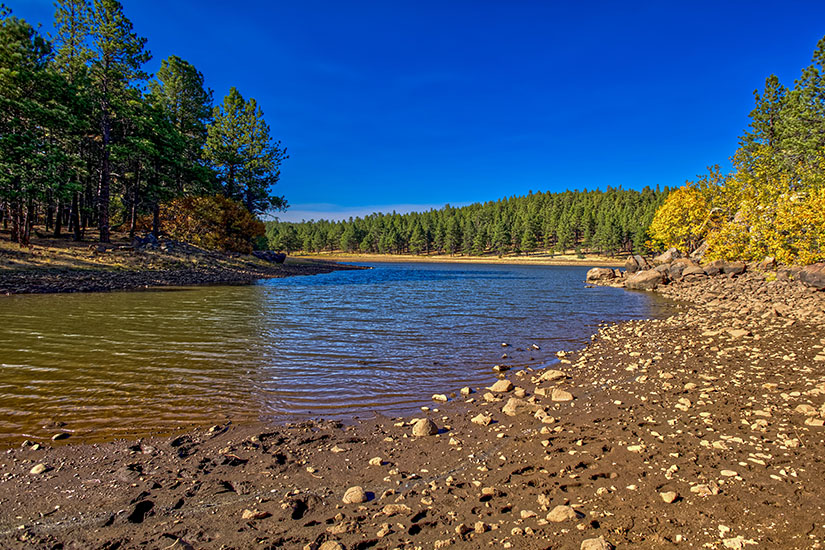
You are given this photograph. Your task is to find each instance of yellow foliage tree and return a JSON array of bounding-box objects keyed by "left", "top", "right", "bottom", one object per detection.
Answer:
[{"left": 648, "top": 185, "right": 709, "bottom": 254}]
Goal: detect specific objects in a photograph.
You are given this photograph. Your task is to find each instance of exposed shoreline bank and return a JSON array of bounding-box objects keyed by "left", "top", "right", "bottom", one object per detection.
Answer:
[
  {"left": 296, "top": 252, "right": 625, "bottom": 267},
  {"left": 1, "top": 266, "right": 823, "bottom": 549}
]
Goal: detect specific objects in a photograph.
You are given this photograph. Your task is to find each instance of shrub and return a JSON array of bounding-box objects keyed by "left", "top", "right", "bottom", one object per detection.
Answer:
[{"left": 157, "top": 195, "right": 265, "bottom": 254}]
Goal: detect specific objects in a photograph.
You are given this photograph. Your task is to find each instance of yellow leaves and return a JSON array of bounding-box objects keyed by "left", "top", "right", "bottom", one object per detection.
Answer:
[{"left": 648, "top": 185, "right": 709, "bottom": 253}]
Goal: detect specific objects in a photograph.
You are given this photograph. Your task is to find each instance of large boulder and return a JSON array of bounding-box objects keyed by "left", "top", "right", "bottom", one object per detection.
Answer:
[
  {"left": 690, "top": 242, "right": 709, "bottom": 261},
  {"left": 703, "top": 259, "right": 726, "bottom": 276},
  {"left": 681, "top": 265, "right": 707, "bottom": 281},
  {"left": 653, "top": 247, "right": 681, "bottom": 266},
  {"left": 624, "top": 255, "right": 651, "bottom": 275},
  {"left": 626, "top": 269, "right": 665, "bottom": 291},
  {"left": 800, "top": 263, "right": 825, "bottom": 289},
  {"left": 722, "top": 261, "right": 746, "bottom": 275},
  {"left": 586, "top": 267, "right": 616, "bottom": 282},
  {"left": 757, "top": 256, "right": 777, "bottom": 271},
  {"left": 668, "top": 258, "right": 694, "bottom": 281}
]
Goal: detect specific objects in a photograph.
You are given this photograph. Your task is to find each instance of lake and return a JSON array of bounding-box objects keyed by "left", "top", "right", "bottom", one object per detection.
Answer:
[{"left": 0, "top": 262, "right": 672, "bottom": 445}]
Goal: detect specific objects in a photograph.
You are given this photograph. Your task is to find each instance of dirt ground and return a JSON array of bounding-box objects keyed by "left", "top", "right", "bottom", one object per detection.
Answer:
[
  {"left": 0, "top": 266, "right": 824, "bottom": 549},
  {"left": 0, "top": 229, "right": 361, "bottom": 294}
]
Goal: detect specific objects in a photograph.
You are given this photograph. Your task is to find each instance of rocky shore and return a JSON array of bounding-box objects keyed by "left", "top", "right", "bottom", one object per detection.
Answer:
[
  {"left": 0, "top": 238, "right": 363, "bottom": 295},
  {"left": 1, "top": 262, "right": 824, "bottom": 549}
]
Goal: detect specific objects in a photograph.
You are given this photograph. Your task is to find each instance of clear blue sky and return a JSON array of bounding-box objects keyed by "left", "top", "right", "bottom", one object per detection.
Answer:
[{"left": 11, "top": 1, "right": 825, "bottom": 221}]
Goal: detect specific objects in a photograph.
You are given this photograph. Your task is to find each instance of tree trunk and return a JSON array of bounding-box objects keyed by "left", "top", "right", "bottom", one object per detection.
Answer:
[
  {"left": 54, "top": 198, "right": 63, "bottom": 237},
  {"left": 98, "top": 103, "right": 112, "bottom": 243},
  {"left": 71, "top": 190, "right": 82, "bottom": 241}
]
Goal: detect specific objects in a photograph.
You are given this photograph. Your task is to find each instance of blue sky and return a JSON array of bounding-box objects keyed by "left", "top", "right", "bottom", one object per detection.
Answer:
[{"left": 11, "top": 1, "right": 825, "bottom": 221}]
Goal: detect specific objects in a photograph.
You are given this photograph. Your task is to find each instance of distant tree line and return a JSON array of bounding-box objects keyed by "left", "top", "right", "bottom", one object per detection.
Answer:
[
  {"left": 0, "top": 1, "right": 286, "bottom": 246},
  {"left": 266, "top": 187, "right": 669, "bottom": 257},
  {"left": 649, "top": 36, "right": 825, "bottom": 265}
]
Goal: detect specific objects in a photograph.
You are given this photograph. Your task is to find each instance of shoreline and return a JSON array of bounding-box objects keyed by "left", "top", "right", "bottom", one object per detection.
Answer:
[
  {"left": 1, "top": 270, "right": 824, "bottom": 548},
  {"left": 0, "top": 258, "right": 363, "bottom": 296},
  {"left": 296, "top": 252, "right": 625, "bottom": 267}
]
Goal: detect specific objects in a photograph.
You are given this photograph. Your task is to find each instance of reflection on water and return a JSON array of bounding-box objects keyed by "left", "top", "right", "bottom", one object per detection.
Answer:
[{"left": 0, "top": 262, "right": 672, "bottom": 444}]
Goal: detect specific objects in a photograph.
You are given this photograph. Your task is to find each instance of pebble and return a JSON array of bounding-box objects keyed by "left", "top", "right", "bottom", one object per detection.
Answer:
[
  {"left": 660, "top": 491, "right": 679, "bottom": 503},
  {"left": 546, "top": 504, "right": 578, "bottom": 522},
  {"left": 581, "top": 536, "right": 613, "bottom": 550},
  {"left": 241, "top": 509, "right": 270, "bottom": 520},
  {"left": 489, "top": 379, "right": 514, "bottom": 392},
  {"left": 551, "top": 388, "right": 574, "bottom": 402},
  {"left": 412, "top": 418, "right": 438, "bottom": 436},
  {"left": 342, "top": 486, "right": 368, "bottom": 504},
  {"left": 29, "top": 463, "right": 47, "bottom": 475}
]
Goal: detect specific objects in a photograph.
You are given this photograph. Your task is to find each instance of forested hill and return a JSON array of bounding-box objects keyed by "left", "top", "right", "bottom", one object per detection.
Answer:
[{"left": 265, "top": 187, "right": 670, "bottom": 257}]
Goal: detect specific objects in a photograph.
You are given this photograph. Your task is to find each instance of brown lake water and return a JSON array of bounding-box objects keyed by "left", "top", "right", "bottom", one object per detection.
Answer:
[{"left": 0, "top": 262, "right": 672, "bottom": 445}]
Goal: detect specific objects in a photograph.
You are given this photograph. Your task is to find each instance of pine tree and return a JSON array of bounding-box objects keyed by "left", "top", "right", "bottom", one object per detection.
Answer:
[
  {"left": 204, "top": 87, "right": 287, "bottom": 214},
  {"left": 88, "top": 0, "right": 150, "bottom": 242}
]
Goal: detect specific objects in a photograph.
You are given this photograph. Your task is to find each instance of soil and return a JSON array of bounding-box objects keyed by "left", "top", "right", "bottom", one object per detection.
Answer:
[
  {"left": 0, "top": 230, "right": 363, "bottom": 294},
  {"left": 1, "top": 268, "right": 824, "bottom": 549}
]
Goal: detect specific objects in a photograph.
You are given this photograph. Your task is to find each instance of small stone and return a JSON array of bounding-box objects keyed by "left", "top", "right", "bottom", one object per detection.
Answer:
[
  {"left": 412, "top": 418, "right": 438, "bottom": 436},
  {"left": 368, "top": 457, "right": 383, "bottom": 466},
  {"left": 489, "top": 379, "right": 514, "bottom": 393},
  {"left": 471, "top": 413, "right": 493, "bottom": 426},
  {"left": 382, "top": 503, "right": 412, "bottom": 516},
  {"left": 660, "top": 491, "right": 678, "bottom": 503},
  {"left": 51, "top": 432, "right": 70, "bottom": 441},
  {"left": 460, "top": 387, "right": 473, "bottom": 396},
  {"left": 455, "top": 523, "right": 471, "bottom": 535},
  {"left": 432, "top": 394, "right": 448, "bottom": 402},
  {"left": 551, "top": 388, "right": 574, "bottom": 402},
  {"left": 720, "top": 470, "right": 738, "bottom": 477},
  {"left": 319, "top": 542, "right": 345, "bottom": 550},
  {"left": 29, "top": 464, "right": 47, "bottom": 475},
  {"left": 241, "top": 509, "right": 270, "bottom": 520},
  {"left": 580, "top": 536, "right": 613, "bottom": 550},
  {"left": 474, "top": 521, "right": 488, "bottom": 533},
  {"left": 546, "top": 504, "right": 579, "bottom": 522},
  {"left": 520, "top": 509, "right": 537, "bottom": 519},
  {"left": 538, "top": 369, "right": 566, "bottom": 382},
  {"left": 342, "top": 486, "right": 368, "bottom": 504}
]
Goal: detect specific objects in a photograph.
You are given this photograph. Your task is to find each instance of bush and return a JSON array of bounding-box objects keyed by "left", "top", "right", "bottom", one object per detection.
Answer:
[{"left": 157, "top": 195, "right": 265, "bottom": 254}]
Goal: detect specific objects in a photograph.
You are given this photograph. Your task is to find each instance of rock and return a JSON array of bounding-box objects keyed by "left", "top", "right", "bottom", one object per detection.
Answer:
[
  {"left": 722, "top": 261, "right": 746, "bottom": 275},
  {"left": 757, "top": 256, "right": 777, "bottom": 270},
  {"left": 319, "top": 542, "right": 345, "bottom": 550},
  {"left": 455, "top": 523, "right": 471, "bottom": 536},
  {"left": 704, "top": 259, "right": 726, "bottom": 276},
  {"left": 502, "top": 398, "right": 539, "bottom": 416},
  {"left": 681, "top": 265, "right": 707, "bottom": 281},
  {"left": 726, "top": 328, "right": 751, "bottom": 339},
  {"left": 690, "top": 241, "right": 709, "bottom": 260},
  {"left": 471, "top": 413, "right": 493, "bottom": 426},
  {"left": 653, "top": 263, "right": 672, "bottom": 281},
  {"left": 668, "top": 258, "right": 693, "bottom": 280},
  {"left": 626, "top": 269, "right": 665, "bottom": 290},
  {"left": 431, "top": 394, "right": 448, "bottom": 402},
  {"left": 653, "top": 247, "right": 681, "bottom": 265},
  {"left": 412, "top": 418, "right": 438, "bottom": 436},
  {"left": 382, "top": 504, "right": 412, "bottom": 516},
  {"left": 368, "top": 457, "right": 383, "bottom": 466},
  {"left": 488, "top": 379, "right": 514, "bottom": 393},
  {"left": 342, "top": 486, "right": 368, "bottom": 504},
  {"left": 624, "top": 255, "right": 650, "bottom": 274},
  {"left": 551, "top": 388, "right": 574, "bottom": 402},
  {"left": 581, "top": 536, "right": 613, "bottom": 550},
  {"left": 800, "top": 263, "right": 825, "bottom": 289},
  {"left": 794, "top": 404, "right": 818, "bottom": 416},
  {"left": 460, "top": 386, "right": 472, "bottom": 396},
  {"left": 720, "top": 469, "right": 738, "bottom": 477},
  {"left": 51, "top": 432, "right": 70, "bottom": 441},
  {"left": 537, "top": 369, "right": 566, "bottom": 382},
  {"left": 660, "top": 491, "right": 679, "bottom": 503},
  {"left": 29, "top": 463, "right": 47, "bottom": 475},
  {"left": 546, "top": 504, "right": 579, "bottom": 522},
  {"left": 241, "top": 509, "right": 270, "bottom": 520},
  {"left": 586, "top": 267, "right": 615, "bottom": 282},
  {"left": 474, "top": 521, "right": 488, "bottom": 533}
]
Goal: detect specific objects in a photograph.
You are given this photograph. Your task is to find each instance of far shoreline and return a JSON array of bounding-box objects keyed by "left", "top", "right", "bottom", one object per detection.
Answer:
[{"left": 293, "top": 251, "right": 625, "bottom": 267}]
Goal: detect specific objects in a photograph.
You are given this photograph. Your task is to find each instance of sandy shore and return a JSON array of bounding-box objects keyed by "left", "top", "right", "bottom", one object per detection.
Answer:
[
  {"left": 296, "top": 252, "right": 625, "bottom": 267},
  {"left": 0, "top": 271, "right": 823, "bottom": 549}
]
